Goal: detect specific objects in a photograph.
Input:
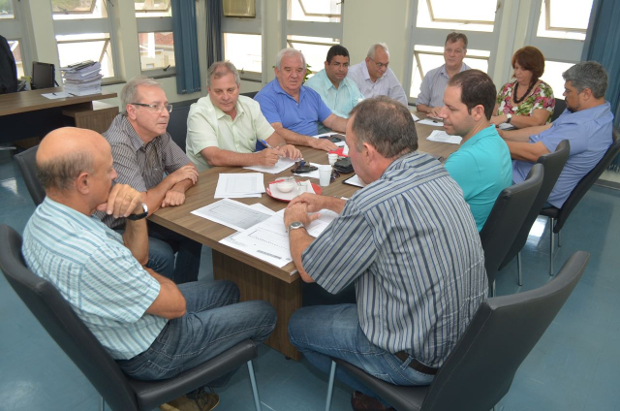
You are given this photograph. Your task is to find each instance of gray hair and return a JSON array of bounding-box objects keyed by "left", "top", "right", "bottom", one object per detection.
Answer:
[
  {"left": 367, "top": 43, "right": 390, "bottom": 59},
  {"left": 120, "top": 76, "right": 162, "bottom": 114},
  {"left": 562, "top": 61, "right": 608, "bottom": 99},
  {"left": 349, "top": 96, "right": 418, "bottom": 158},
  {"left": 36, "top": 151, "right": 94, "bottom": 192},
  {"left": 207, "top": 61, "right": 241, "bottom": 88},
  {"left": 275, "top": 48, "right": 306, "bottom": 71}
]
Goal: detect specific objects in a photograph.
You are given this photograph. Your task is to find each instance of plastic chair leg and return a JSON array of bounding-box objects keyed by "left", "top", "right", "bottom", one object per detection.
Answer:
[
  {"left": 517, "top": 252, "right": 523, "bottom": 286},
  {"left": 247, "top": 360, "right": 262, "bottom": 411},
  {"left": 549, "top": 218, "right": 555, "bottom": 276},
  {"left": 325, "top": 361, "right": 337, "bottom": 411}
]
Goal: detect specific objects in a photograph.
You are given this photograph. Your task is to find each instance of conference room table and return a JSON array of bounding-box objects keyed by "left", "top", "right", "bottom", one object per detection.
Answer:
[{"left": 150, "top": 118, "right": 459, "bottom": 360}]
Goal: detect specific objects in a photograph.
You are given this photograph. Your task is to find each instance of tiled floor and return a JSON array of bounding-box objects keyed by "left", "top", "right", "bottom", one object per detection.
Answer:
[{"left": 1, "top": 155, "right": 620, "bottom": 411}]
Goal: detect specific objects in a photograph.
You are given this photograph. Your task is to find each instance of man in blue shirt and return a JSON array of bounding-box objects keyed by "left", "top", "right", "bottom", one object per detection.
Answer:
[
  {"left": 440, "top": 69, "right": 513, "bottom": 231},
  {"left": 254, "top": 48, "right": 348, "bottom": 151},
  {"left": 501, "top": 61, "right": 614, "bottom": 208},
  {"left": 305, "top": 45, "right": 364, "bottom": 133}
]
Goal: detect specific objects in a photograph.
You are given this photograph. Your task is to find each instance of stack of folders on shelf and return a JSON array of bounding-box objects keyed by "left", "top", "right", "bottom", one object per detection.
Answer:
[{"left": 60, "top": 60, "right": 103, "bottom": 96}]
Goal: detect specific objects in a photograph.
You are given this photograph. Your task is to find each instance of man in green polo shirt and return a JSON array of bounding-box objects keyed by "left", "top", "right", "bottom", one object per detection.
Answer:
[
  {"left": 439, "top": 69, "right": 512, "bottom": 231},
  {"left": 186, "top": 61, "right": 302, "bottom": 171}
]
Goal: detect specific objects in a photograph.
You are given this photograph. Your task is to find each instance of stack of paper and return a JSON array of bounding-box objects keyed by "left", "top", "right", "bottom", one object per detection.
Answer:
[
  {"left": 243, "top": 158, "right": 296, "bottom": 174},
  {"left": 426, "top": 130, "right": 462, "bottom": 145},
  {"left": 214, "top": 173, "right": 265, "bottom": 198},
  {"left": 61, "top": 61, "right": 103, "bottom": 96}
]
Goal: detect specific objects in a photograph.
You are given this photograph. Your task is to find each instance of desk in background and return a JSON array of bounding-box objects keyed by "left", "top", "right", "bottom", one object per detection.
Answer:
[
  {"left": 0, "top": 87, "right": 118, "bottom": 145},
  {"left": 151, "top": 124, "right": 458, "bottom": 360}
]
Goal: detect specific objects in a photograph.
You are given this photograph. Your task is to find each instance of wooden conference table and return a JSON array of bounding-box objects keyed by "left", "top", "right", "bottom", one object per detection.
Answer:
[
  {"left": 150, "top": 119, "right": 458, "bottom": 360},
  {"left": 0, "top": 87, "right": 118, "bottom": 144}
]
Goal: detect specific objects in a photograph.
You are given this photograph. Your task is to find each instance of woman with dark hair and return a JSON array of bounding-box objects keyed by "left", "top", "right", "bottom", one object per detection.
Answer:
[{"left": 491, "top": 46, "right": 555, "bottom": 128}]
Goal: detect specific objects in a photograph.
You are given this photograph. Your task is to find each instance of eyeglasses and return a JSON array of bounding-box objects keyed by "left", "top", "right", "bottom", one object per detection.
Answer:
[
  {"left": 130, "top": 103, "right": 173, "bottom": 113},
  {"left": 370, "top": 58, "right": 389, "bottom": 69}
]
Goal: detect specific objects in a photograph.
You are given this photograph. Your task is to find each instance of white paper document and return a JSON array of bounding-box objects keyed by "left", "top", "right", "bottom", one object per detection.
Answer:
[
  {"left": 41, "top": 92, "right": 73, "bottom": 99},
  {"left": 191, "top": 199, "right": 273, "bottom": 232},
  {"left": 220, "top": 209, "right": 339, "bottom": 269},
  {"left": 426, "top": 130, "right": 462, "bottom": 145},
  {"left": 243, "top": 158, "right": 296, "bottom": 174},
  {"left": 214, "top": 173, "right": 265, "bottom": 198},
  {"left": 418, "top": 118, "right": 444, "bottom": 127},
  {"left": 498, "top": 123, "right": 516, "bottom": 130},
  {"left": 314, "top": 132, "right": 347, "bottom": 147},
  {"left": 343, "top": 174, "right": 366, "bottom": 188},
  {"left": 411, "top": 113, "right": 420, "bottom": 121}
]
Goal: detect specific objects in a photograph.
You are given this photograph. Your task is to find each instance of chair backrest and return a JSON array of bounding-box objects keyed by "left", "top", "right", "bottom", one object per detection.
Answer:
[
  {"left": 499, "top": 140, "right": 570, "bottom": 270},
  {"left": 14, "top": 145, "right": 46, "bottom": 206},
  {"left": 551, "top": 128, "right": 620, "bottom": 233},
  {"left": 167, "top": 98, "right": 198, "bottom": 152},
  {"left": 550, "top": 98, "right": 566, "bottom": 123},
  {"left": 0, "top": 225, "right": 141, "bottom": 411},
  {"left": 480, "top": 163, "right": 543, "bottom": 285},
  {"left": 420, "top": 250, "right": 589, "bottom": 410}
]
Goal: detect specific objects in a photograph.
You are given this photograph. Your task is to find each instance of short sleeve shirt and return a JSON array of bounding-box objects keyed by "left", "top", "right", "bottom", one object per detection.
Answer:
[{"left": 304, "top": 69, "right": 365, "bottom": 118}]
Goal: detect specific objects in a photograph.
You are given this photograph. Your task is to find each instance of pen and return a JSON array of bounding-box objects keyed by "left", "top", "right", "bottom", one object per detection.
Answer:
[{"left": 259, "top": 139, "right": 273, "bottom": 149}]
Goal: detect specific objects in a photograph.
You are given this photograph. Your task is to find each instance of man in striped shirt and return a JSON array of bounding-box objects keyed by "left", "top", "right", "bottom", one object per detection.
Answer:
[
  {"left": 285, "top": 97, "right": 487, "bottom": 410},
  {"left": 23, "top": 127, "right": 277, "bottom": 410},
  {"left": 102, "top": 76, "right": 202, "bottom": 284}
]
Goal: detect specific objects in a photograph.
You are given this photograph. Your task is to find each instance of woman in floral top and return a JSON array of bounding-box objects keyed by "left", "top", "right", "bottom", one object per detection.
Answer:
[{"left": 490, "top": 46, "right": 555, "bottom": 129}]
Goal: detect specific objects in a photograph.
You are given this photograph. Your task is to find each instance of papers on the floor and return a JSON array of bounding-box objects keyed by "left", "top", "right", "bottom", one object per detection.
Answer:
[
  {"left": 243, "top": 157, "right": 296, "bottom": 174},
  {"left": 220, "top": 209, "right": 339, "bottom": 269},
  {"left": 191, "top": 199, "right": 273, "bottom": 232},
  {"left": 426, "top": 130, "right": 462, "bottom": 145},
  {"left": 41, "top": 92, "right": 73, "bottom": 99},
  {"left": 314, "top": 132, "right": 347, "bottom": 147},
  {"left": 418, "top": 118, "right": 444, "bottom": 126},
  {"left": 293, "top": 162, "right": 321, "bottom": 179},
  {"left": 343, "top": 174, "right": 366, "bottom": 188},
  {"left": 411, "top": 113, "right": 420, "bottom": 121},
  {"left": 214, "top": 173, "right": 265, "bottom": 198},
  {"left": 498, "top": 123, "right": 517, "bottom": 130}
]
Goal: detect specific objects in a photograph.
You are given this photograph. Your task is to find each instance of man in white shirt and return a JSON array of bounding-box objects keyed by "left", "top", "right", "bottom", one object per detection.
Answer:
[{"left": 347, "top": 43, "right": 408, "bottom": 107}]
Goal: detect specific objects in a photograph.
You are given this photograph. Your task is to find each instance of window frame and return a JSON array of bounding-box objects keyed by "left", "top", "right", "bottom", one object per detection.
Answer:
[
  {"left": 222, "top": 0, "right": 263, "bottom": 82},
  {"left": 136, "top": 14, "right": 176, "bottom": 78}
]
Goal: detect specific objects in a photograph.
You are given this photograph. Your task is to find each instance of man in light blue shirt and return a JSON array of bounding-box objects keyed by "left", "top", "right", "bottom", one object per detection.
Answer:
[
  {"left": 440, "top": 69, "right": 512, "bottom": 231},
  {"left": 502, "top": 61, "right": 614, "bottom": 208},
  {"left": 255, "top": 48, "right": 348, "bottom": 151},
  {"left": 305, "top": 45, "right": 364, "bottom": 133}
]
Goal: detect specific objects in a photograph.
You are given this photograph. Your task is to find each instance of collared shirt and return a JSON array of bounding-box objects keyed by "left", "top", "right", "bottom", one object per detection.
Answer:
[
  {"left": 444, "top": 125, "right": 513, "bottom": 231},
  {"left": 22, "top": 198, "right": 167, "bottom": 360},
  {"left": 347, "top": 61, "right": 408, "bottom": 107},
  {"left": 304, "top": 69, "right": 365, "bottom": 119},
  {"left": 513, "top": 102, "right": 614, "bottom": 208},
  {"left": 417, "top": 63, "right": 471, "bottom": 108},
  {"left": 254, "top": 79, "right": 332, "bottom": 136},
  {"left": 185, "top": 95, "right": 275, "bottom": 171},
  {"left": 302, "top": 152, "right": 488, "bottom": 368},
  {"left": 102, "top": 114, "right": 190, "bottom": 228}
]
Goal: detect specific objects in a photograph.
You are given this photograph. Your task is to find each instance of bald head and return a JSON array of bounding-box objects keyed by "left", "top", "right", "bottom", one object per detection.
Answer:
[{"left": 37, "top": 127, "right": 110, "bottom": 193}]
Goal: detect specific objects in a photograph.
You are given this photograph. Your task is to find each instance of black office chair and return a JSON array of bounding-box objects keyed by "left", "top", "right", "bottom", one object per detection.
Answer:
[
  {"left": 540, "top": 128, "right": 620, "bottom": 275},
  {"left": 324, "top": 251, "right": 589, "bottom": 411},
  {"left": 550, "top": 98, "right": 566, "bottom": 123},
  {"left": 0, "top": 224, "right": 264, "bottom": 411},
  {"left": 479, "top": 163, "right": 543, "bottom": 295},
  {"left": 499, "top": 140, "right": 570, "bottom": 285},
  {"left": 14, "top": 145, "right": 45, "bottom": 206}
]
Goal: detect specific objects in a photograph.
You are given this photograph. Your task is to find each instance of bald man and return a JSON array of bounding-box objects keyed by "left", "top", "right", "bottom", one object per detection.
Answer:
[{"left": 22, "top": 127, "right": 276, "bottom": 410}]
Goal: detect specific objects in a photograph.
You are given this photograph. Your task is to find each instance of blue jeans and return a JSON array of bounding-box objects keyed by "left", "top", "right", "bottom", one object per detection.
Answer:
[
  {"left": 288, "top": 304, "right": 433, "bottom": 402},
  {"left": 147, "top": 221, "right": 202, "bottom": 284},
  {"left": 118, "top": 280, "right": 276, "bottom": 385}
]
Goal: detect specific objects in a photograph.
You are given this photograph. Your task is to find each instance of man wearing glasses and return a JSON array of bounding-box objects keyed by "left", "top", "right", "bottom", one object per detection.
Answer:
[
  {"left": 347, "top": 43, "right": 408, "bottom": 107},
  {"left": 101, "top": 76, "right": 202, "bottom": 285},
  {"left": 305, "top": 45, "right": 364, "bottom": 133}
]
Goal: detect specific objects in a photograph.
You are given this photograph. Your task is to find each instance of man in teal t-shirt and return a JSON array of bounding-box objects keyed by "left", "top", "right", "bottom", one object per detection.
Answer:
[{"left": 440, "top": 70, "right": 512, "bottom": 231}]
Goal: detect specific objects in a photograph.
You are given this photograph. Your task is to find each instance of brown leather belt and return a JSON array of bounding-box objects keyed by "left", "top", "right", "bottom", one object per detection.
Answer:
[{"left": 395, "top": 351, "right": 439, "bottom": 375}]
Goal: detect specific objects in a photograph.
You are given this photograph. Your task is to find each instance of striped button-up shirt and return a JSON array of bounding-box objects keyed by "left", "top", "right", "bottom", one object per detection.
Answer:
[
  {"left": 102, "top": 114, "right": 190, "bottom": 228},
  {"left": 23, "top": 198, "right": 167, "bottom": 360},
  {"left": 302, "top": 152, "right": 488, "bottom": 368}
]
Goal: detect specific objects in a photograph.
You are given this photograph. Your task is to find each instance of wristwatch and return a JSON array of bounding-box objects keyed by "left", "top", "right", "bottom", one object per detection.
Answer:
[
  {"left": 506, "top": 113, "right": 513, "bottom": 124},
  {"left": 127, "top": 203, "right": 148, "bottom": 221},
  {"left": 287, "top": 221, "right": 306, "bottom": 233}
]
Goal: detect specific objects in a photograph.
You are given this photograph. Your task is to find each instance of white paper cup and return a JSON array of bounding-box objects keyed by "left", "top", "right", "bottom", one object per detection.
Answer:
[
  {"left": 318, "top": 165, "right": 332, "bottom": 187},
  {"left": 328, "top": 153, "right": 338, "bottom": 165}
]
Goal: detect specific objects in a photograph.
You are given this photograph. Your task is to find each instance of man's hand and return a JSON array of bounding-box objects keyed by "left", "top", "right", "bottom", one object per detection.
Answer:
[
  {"left": 279, "top": 144, "right": 303, "bottom": 160},
  {"left": 169, "top": 164, "right": 199, "bottom": 186},
  {"left": 97, "top": 184, "right": 143, "bottom": 218},
  {"left": 310, "top": 138, "right": 338, "bottom": 151},
  {"left": 289, "top": 192, "right": 347, "bottom": 214},
  {"left": 256, "top": 148, "right": 280, "bottom": 166},
  {"left": 428, "top": 106, "right": 443, "bottom": 117},
  {"left": 284, "top": 200, "right": 321, "bottom": 228},
  {"left": 162, "top": 190, "right": 186, "bottom": 208}
]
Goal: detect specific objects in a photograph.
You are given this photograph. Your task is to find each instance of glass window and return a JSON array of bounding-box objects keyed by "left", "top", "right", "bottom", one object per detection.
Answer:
[
  {"left": 536, "top": 0, "right": 593, "bottom": 40},
  {"left": 286, "top": 35, "right": 338, "bottom": 75},
  {"left": 417, "top": 0, "right": 496, "bottom": 32},
  {"left": 409, "top": 45, "right": 489, "bottom": 98},
  {"left": 52, "top": 0, "right": 107, "bottom": 19},
  {"left": 540, "top": 61, "right": 574, "bottom": 100},
  {"left": 287, "top": 0, "right": 341, "bottom": 23},
  {"left": 224, "top": 33, "right": 262, "bottom": 74},
  {"left": 0, "top": 0, "right": 15, "bottom": 19},
  {"left": 7, "top": 40, "right": 24, "bottom": 78},
  {"left": 138, "top": 32, "right": 175, "bottom": 71},
  {"left": 56, "top": 33, "right": 115, "bottom": 78},
  {"left": 135, "top": 0, "right": 171, "bottom": 18}
]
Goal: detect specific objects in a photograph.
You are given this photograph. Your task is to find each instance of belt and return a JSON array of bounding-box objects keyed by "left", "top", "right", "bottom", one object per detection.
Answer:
[{"left": 394, "top": 351, "right": 439, "bottom": 375}]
